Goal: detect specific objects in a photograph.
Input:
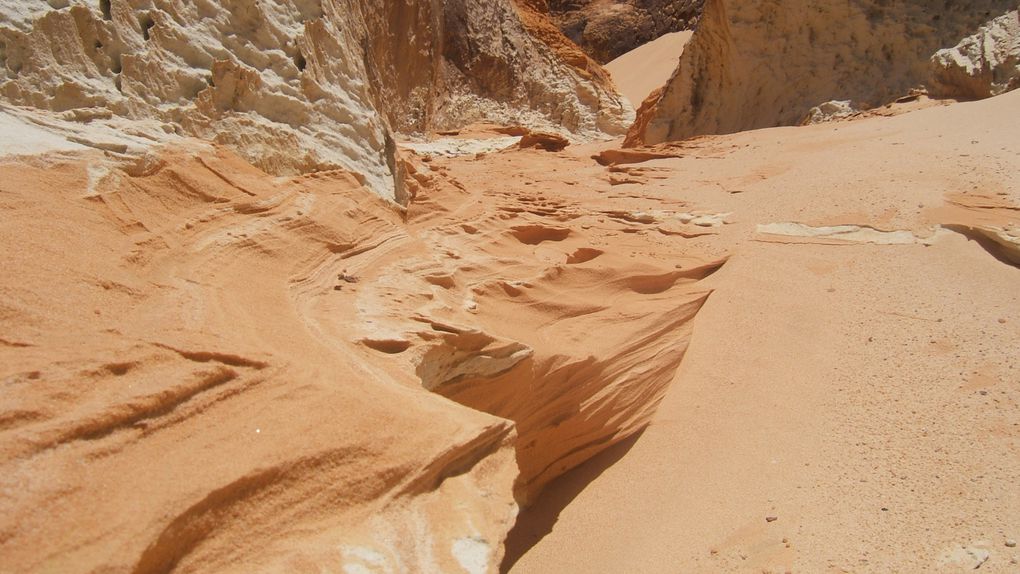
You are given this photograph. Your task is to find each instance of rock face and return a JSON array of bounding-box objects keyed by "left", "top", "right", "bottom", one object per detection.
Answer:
[
  {"left": 0, "top": 0, "right": 630, "bottom": 201},
  {"left": 549, "top": 0, "right": 703, "bottom": 63},
  {"left": 929, "top": 8, "right": 1020, "bottom": 99},
  {"left": 625, "top": 0, "right": 1019, "bottom": 146}
]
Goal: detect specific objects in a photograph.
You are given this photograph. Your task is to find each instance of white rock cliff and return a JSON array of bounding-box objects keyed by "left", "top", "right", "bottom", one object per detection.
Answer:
[{"left": 0, "top": 0, "right": 631, "bottom": 200}]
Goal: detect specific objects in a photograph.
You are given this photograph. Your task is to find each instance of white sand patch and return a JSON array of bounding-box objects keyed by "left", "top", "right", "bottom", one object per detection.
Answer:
[
  {"left": 342, "top": 546, "right": 392, "bottom": 574},
  {"left": 0, "top": 110, "right": 87, "bottom": 157},
  {"left": 401, "top": 136, "right": 521, "bottom": 158},
  {"left": 757, "top": 222, "right": 950, "bottom": 245},
  {"left": 452, "top": 537, "right": 492, "bottom": 574},
  {"left": 938, "top": 541, "right": 993, "bottom": 570},
  {"left": 85, "top": 164, "right": 111, "bottom": 197}
]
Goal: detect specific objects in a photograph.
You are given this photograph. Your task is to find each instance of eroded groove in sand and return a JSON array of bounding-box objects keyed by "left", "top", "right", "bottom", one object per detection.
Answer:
[
  {"left": 942, "top": 225, "right": 1020, "bottom": 267},
  {"left": 334, "top": 150, "right": 731, "bottom": 506},
  {"left": 0, "top": 147, "right": 524, "bottom": 573}
]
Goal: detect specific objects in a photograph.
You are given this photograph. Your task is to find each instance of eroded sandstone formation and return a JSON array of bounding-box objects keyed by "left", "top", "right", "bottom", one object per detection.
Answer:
[
  {"left": 0, "top": 0, "right": 631, "bottom": 201},
  {"left": 0, "top": 113, "right": 723, "bottom": 571},
  {"left": 929, "top": 8, "right": 1020, "bottom": 99},
  {"left": 0, "top": 141, "right": 521, "bottom": 573},
  {"left": 625, "top": 0, "right": 1019, "bottom": 146},
  {"left": 0, "top": 4, "right": 705, "bottom": 572},
  {"left": 549, "top": 0, "right": 703, "bottom": 63}
]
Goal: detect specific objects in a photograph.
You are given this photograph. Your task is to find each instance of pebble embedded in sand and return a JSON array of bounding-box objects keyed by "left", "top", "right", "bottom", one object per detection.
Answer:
[
  {"left": 766, "top": 515, "right": 778, "bottom": 523},
  {"left": 1006, "top": 539, "right": 1017, "bottom": 548}
]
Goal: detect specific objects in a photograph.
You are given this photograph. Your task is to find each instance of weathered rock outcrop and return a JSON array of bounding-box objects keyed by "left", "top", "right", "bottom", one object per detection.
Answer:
[
  {"left": 549, "top": 0, "right": 703, "bottom": 63},
  {"left": 625, "top": 0, "right": 1018, "bottom": 146},
  {"left": 929, "top": 8, "right": 1020, "bottom": 99},
  {"left": 0, "top": 0, "right": 630, "bottom": 201}
]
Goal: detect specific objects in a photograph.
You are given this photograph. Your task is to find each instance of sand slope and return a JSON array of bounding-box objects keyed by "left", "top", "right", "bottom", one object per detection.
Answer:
[
  {"left": 604, "top": 30, "right": 693, "bottom": 107},
  {"left": 510, "top": 90, "right": 1020, "bottom": 572},
  {"left": 0, "top": 144, "right": 524, "bottom": 572}
]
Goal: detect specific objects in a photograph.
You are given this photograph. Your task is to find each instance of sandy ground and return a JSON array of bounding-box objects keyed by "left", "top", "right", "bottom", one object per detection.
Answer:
[
  {"left": 604, "top": 31, "right": 693, "bottom": 107},
  {"left": 506, "top": 91, "right": 1020, "bottom": 573}
]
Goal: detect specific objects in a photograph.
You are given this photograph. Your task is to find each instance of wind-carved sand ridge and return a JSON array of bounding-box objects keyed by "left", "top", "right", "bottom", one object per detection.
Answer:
[
  {"left": 0, "top": 145, "right": 521, "bottom": 573},
  {"left": 0, "top": 127, "right": 722, "bottom": 571},
  {"left": 353, "top": 151, "right": 726, "bottom": 501}
]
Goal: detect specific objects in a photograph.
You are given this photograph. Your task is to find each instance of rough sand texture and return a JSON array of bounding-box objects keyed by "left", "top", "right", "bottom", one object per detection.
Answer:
[
  {"left": 0, "top": 145, "right": 523, "bottom": 573},
  {"left": 509, "top": 90, "right": 1020, "bottom": 573},
  {"left": 0, "top": 118, "right": 721, "bottom": 571},
  {"left": 3, "top": 84, "right": 1018, "bottom": 574},
  {"left": 605, "top": 31, "right": 693, "bottom": 107}
]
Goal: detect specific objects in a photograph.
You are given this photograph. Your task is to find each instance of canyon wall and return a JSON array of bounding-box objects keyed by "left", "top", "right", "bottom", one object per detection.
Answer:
[
  {"left": 0, "top": 0, "right": 631, "bottom": 201},
  {"left": 549, "top": 0, "right": 704, "bottom": 63},
  {"left": 626, "top": 0, "right": 1019, "bottom": 146}
]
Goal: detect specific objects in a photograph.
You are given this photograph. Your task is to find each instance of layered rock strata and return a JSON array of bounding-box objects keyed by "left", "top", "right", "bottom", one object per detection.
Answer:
[{"left": 0, "top": 143, "right": 520, "bottom": 573}]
